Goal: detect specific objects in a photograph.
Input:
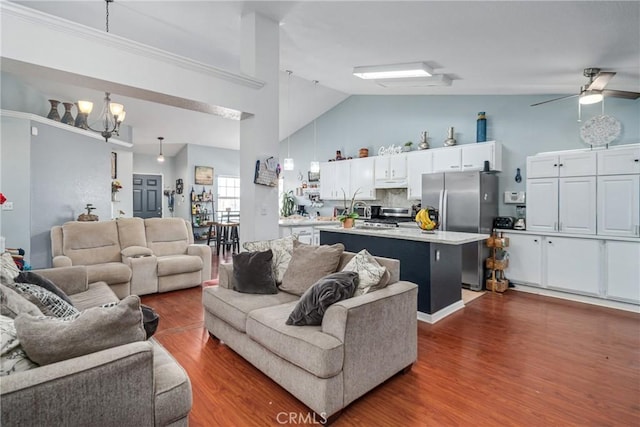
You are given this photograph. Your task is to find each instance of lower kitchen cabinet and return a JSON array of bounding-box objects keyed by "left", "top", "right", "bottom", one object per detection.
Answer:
[
  {"left": 605, "top": 241, "right": 640, "bottom": 303},
  {"left": 504, "top": 233, "right": 639, "bottom": 304},
  {"left": 545, "top": 236, "right": 601, "bottom": 296},
  {"left": 279, "top": 225, "right": 319, "bottom": 245},
  {"left": 503, "top": 234, "right": 542, "bottom": 285}
]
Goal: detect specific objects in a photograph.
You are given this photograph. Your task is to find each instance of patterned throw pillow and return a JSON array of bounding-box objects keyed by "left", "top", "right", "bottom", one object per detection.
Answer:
[
  {"left": 0, "top": 283, "right": 44, "bottom": 319},
  {"left": 243, "top": 235, "right": 296, "bottom": 284},
  {"left": 0, "top": 314, "right": 38, "bottom": 376},
  {"left": 0, "top": 252, "right": 21, "bottom": 284},
  {"left": 6, "top": 282, "right": 79, "bottom": 318},
  {"left": 341, "top": 249, "right": 387, "bottom": 296}
]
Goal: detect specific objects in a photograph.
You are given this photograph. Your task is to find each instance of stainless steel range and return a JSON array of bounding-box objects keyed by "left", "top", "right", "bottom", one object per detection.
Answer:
[{"left": 363, "top": 207, "right": 414, "bottom": 228}]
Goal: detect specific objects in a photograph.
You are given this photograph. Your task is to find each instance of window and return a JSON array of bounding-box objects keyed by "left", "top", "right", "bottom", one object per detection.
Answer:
[{"left": 217, "top": 176, "right": 240, "bottom": 216}]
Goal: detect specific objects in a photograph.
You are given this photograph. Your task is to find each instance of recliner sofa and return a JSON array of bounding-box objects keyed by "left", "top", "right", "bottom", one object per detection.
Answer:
[{"left": 51, "top": 217, "right": 211, "bottom": 298}]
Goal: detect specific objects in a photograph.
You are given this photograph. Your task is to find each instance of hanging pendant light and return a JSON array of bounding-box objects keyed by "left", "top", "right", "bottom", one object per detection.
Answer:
[
  {"left": 283, "top": 70, "right": 294, "bottom": 171},
  {"left": 76, "top": 0, "right": 126, "bottom": 143},
  {"left": 310, "top": 80, "right": 320, "bottom": 173},
  {"left": 156, "top": 137, "right": 165, "bottom": 163}
]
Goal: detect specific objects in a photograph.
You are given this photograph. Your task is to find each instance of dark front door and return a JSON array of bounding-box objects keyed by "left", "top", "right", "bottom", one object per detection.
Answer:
[{"left": 133, "top": 174, "right": 162, "bottom": 218}]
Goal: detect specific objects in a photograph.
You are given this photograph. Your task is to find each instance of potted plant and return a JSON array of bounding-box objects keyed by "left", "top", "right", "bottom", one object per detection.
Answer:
[
  {"left": 338, "top": 188, "right": 361, "bottom": 228},
  {"left": 280, "top": 190, "right": 296, "bottom": 217},
  {"left": 403, "top": 141, "right": 413, "bottom": 152}
]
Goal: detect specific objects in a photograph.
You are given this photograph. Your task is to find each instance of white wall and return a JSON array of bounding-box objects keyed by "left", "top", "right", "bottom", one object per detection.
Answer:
[{"left": 282, "top": 95, "right": 640, "bottom": 216}]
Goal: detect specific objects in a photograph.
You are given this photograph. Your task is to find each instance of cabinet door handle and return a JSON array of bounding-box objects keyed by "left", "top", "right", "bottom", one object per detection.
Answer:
[
  {"left": 559, "top": 222, "right": 562, "bottom": 231},
  {"left": 559, "top": 163, "right": 564, "bottom": 167},
  {"left": 553, "top": 163, "right": 558, "bottom": 167},
  {"left": 533, "top": 239, "right": 538, "bottom": 243},
  {"left": 435, "top": 250, "right": 440, "bottom": 261},
  {"left": 548, "top": 240, "right": 553, "bottom": 244},
  {"left": 463, "top": 164, "right": 473, "bottom": 167},
  {"left": 554, "top": 222, "right": 558, "bottom": 231},
  {"left": 634, "top": 159, "right": 639, "bottom": 162},
  {"left": 450, "top": 165, "right": 458, "bottom": 169}
]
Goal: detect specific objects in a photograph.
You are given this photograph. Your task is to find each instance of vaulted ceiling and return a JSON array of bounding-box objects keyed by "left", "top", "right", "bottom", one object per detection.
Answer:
[{"left": 4, "top": 1, "right": 639, "bottom": 156}]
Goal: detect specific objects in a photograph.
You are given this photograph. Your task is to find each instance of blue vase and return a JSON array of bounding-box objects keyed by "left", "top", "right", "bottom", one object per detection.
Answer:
[{"left": 477, "top": 112, "right": 487, "bottom": 142}]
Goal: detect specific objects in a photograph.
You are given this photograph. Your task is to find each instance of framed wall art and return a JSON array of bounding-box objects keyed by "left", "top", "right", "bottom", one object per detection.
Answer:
[{"left": 195, "top": 166, "right": 214, "bottom": 185}]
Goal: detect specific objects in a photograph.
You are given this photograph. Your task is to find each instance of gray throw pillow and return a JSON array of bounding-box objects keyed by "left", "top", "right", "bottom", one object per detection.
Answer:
[
  {"left": 16, "top": 271, "right": 74, "bottom": 305},
  {"left": 14, "top": 295, "right": 146, "bottom": 365},
  {"left": 279, "top": 243, "right": 345, "bottom": 296},
  {"left": 286, "top": 271, "right": 358, "bottom": 326},
  {"left": 232, "top": 250, "right": 278, "bottom": 294}
]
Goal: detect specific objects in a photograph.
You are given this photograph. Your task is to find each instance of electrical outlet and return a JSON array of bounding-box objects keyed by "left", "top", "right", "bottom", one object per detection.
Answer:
[{"left": 2, "top": 201, "right": 14, "bottom": 210}]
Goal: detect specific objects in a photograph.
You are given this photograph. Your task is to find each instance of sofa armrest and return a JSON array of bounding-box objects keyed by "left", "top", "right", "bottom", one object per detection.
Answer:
[
  {"left": 121, "top": 246, "right": 154, "bottom": 259},
  {"left": 33, "top": 266, "right": 89, "bottom": 295},
  {"left": 218, "top": 263, "right": 233, "bottom": 289},
  {"left": 1, "top": 341, "right": 155, "bottom": 426},
  {"left": 322, "top": 281, "right": 418, "bottom": 406},
  {"left": 52, "top": 255, "right": 72, "bottom": 268},
  {"left": 187, "top": 244, "right": 212, "bottom": 284}
]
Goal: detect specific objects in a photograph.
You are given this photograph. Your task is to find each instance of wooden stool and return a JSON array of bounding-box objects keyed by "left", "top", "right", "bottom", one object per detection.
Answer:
[{"left": 215, "top": 222, "right": 240, "bottom": 255}]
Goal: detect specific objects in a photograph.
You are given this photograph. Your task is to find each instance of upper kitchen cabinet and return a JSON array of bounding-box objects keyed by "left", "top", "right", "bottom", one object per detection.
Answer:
[
  {"left": 350, "top": 157, "right": 377, "bottom": 200},
  {"left": 597, "top": 145, "right": 640, "bottom": 175},
  {"left": 432, "top": 146, "right": 461, "bottom": 172},
  {"left": 320, "top": 161, "right": 350, "bottom": 200},
  {"left": 461, "top": 141, "right": 503, "bottom": 172},
  {"left": 374, "top": 153, "right": 407, "bottom": 188},
  {"left": 432, "top": 141, "right": 502, "bottom": 173},
  {"left": 597, "top": 175, "right": 640, "bottom": 237},
  {"left": 526, "top": 176, "right": 597, "bottom": 234},
  {"left": 407, "top": 150, "right": 433, "bottom": 200},
  {"left": 527, "top": 151, "right": 596, "bottom": 178}
]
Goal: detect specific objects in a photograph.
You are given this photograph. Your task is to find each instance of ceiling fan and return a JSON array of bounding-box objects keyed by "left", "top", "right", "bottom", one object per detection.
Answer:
[{"left": 531, "top": 68, "right": 640, "bottom": 107}]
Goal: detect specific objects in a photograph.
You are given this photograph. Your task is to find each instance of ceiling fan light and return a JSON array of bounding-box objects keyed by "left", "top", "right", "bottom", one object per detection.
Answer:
[
  {"left": 580, "top": 91, "right": 603, "bottom": 105},
  {"left": 353, "top": 62, "right": 433, "bottom": 79}
]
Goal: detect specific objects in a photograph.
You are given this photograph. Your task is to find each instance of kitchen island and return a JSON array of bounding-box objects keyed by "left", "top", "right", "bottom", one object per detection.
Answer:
[{"left": 317, "top": 225, "right": 489, "bottom": 323}]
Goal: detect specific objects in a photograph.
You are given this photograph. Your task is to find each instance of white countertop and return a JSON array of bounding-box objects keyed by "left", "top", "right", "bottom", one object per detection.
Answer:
[
  {"left": 279, "top": 219, "right": 340, "bottom": 227},
  {"left": 316, "top": 225, "right": 489, "bottom": 245}
]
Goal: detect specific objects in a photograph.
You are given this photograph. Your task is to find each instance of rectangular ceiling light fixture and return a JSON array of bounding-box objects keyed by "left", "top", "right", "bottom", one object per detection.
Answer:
[
  {"left": 375, "top": 74, "right": 452, "bottom": 88},
  {"left": 353, "top": 62, "right": 433, "bottom": 79}
]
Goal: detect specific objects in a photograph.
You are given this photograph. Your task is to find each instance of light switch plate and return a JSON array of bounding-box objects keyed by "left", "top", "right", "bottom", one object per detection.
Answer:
[{"left": 2, "top": 201, "right": 14, "bottom": 210}]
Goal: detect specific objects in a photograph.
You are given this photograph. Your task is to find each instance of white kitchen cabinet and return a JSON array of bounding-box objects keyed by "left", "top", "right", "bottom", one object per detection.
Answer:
[
  {"left": 527, "top": 151, "right": 596, "bottom": 178},
  {"left": 558, "top": 176, "right": 597, "bottom": 234},
  {"left": 605, "top": 241, "right": 640, "bottom": 303},
  {"left": 545, "top": 236, "right": 602, "bottom": 296},
  {"left": 432, "top": 146, "right": 461, "bottom": 172},
  {"left": 504, "top": 234, "right": 542, "bottom": 286},
  {"left": 461, "top": 141, "right": 503, "bottom": 172},
  {"left": 349, "top": 157, "right": 377, "bottom": 200},
  {"left": 320, "top": 161, "right": 350, "bottom": 200},
  {"left": 406, "top": 150, "right": 433, "bottom": 200},
  {"left": 526, "top": 176, "right": 596, "bottom": 234},
  {"left": 597, "top": 175, "right": 640, "bottom": 237},
  {"left": 597, "top": 146, "right": 640, "bottom": 175},
  {"left": 526, "top": 178, "right": 559, "bottom": 232},
  {"left": 374, "top": 153, "right": 407, "bottom": 188}
]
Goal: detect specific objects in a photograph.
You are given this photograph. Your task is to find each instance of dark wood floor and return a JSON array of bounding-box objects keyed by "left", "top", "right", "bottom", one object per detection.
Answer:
[{"left": 141, "top": 255, "right": 640, "bottom": 426}]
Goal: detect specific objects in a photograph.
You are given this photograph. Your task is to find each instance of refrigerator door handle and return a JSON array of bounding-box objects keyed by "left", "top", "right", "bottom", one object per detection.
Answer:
[{"left": 441, "top": 189, "right": 448, "bottom": 231}]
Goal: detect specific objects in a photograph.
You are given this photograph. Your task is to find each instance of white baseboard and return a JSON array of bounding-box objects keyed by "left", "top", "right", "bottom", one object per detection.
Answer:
[
  {"left": 513, "top": 284, "right": 640, "bottom": 313},
  {"left": 417, "top": 300, "right": 465, "bottom": 324}
]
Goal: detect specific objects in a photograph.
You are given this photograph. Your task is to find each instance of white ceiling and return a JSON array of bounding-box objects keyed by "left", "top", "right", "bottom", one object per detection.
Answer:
[{"left": 4, "top": 1, "right": 640, "bottom": 156}]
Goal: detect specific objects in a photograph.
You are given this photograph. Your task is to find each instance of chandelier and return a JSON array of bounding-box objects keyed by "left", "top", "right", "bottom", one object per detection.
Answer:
[{"left": 76, "top": 0, "right": 126, "bottom": 142}]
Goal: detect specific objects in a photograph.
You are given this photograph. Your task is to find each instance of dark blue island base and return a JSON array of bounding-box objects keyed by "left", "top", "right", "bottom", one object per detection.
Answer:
[{"left": 320, "top": 230, "right": 463, "bottom": 318}]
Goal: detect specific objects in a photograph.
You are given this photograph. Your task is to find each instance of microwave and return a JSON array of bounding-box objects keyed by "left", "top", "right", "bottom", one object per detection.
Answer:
[{"left": 334, "top": 206, "right": 371, "bottom": 219}]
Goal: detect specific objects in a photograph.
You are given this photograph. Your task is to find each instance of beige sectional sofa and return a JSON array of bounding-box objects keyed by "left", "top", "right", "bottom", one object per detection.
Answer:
[
  {"left": 202, "top": 251, "right": 418, "bottom": 421},
  {"left": 51, "top": 217, "right": 211, "bottom": 298},
  {"left": 1, "top": 266, "right": 192, "bottom": 426}
]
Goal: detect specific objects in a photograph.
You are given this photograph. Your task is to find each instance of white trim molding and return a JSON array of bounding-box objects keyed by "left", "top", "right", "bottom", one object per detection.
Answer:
[{"left": 417, "top": 300, "right": 465, "bottom": 324}]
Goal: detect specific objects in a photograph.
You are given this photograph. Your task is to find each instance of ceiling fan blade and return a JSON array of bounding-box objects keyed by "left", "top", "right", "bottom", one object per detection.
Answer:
[
  {"left": 587, "top": 72, "right": 616, "bottom": 91},
  {"left": 530, "top": 94, "right": 579, "bottom": 107},
  {"left": 603, "top": 89, "right": 640, "bottom": 100}
]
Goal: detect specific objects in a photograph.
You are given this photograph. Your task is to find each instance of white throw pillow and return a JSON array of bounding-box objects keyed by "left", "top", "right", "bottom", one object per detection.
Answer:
[
  {"left": 341, "top": 249, "right": 387, "bottom": 296},
  {"left": 243, "top": 235, "right": 296, "bottom": 284},
  {"left": 0, "top": 252, "right": 21, "bottom": 284}
]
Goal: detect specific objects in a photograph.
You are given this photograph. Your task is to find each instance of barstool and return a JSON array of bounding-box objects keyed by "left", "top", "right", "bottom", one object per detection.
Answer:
[{"left": 215, "top": 222, "right": 240, "bottom": 255}]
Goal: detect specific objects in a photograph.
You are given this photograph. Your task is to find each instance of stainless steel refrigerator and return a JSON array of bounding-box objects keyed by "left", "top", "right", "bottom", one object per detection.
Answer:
[{"left": 422, "top": 171, "right": 498, "bottom": 291}]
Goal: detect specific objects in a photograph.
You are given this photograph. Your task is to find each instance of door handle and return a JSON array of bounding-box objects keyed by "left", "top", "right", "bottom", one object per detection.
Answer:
[{"left": 435, "top": 250, "right": 440, "bottom": 261}]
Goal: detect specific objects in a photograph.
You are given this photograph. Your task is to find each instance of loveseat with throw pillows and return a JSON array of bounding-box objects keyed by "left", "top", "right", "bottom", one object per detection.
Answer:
[
  {"left": 202, "top": 237, "right": 418, "bottom": 421},
  {"left": 0, "top": 253, "right": 192, "bottom": 426}
]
